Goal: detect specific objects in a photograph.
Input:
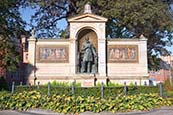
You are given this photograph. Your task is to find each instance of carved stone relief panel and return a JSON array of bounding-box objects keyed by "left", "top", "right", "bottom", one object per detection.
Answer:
[
  {"left": 36, "top": 45, "right": 69, "bottom": 63},
  {"left": 108, "top": 45, "right": 138, "bottom": 63}
]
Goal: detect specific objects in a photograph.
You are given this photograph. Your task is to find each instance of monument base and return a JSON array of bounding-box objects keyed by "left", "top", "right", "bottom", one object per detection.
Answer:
[
  {"left": 26, "top": 74, "right": 149, "bottom": 86},
  {"left": 107, "top": 76, "right": 149, "bottom": 86},
  {"left": 73, "top": 74, "right": 96, "bottom": 87}
]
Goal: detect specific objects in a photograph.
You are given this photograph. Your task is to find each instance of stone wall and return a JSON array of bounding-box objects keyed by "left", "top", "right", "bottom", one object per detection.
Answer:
[
  {"left": 27, "top": 39, "right": 74, "bottom": 84},
  {"left": 107, "top": 38, "right": 148, "bottom": 85},
  {"left": 26, "top": 37, "right": 148, "bottom": 85}
]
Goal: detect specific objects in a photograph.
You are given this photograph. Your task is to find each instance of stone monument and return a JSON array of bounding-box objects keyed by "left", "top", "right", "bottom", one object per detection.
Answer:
[{"left": 26, "top": 3, "right": 149, "bottom": 86}]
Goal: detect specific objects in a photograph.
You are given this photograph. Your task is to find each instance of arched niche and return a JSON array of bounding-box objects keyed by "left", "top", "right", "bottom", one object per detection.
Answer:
[
  {"left": 76, "top": 28, "right": 98, "bottom": 73},
  {"left": 68, "top": 12, "right": 107, "bottom": 76}
]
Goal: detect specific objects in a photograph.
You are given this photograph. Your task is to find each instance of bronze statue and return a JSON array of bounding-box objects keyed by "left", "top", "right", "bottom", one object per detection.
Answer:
[{"left": 80, "top": 37, "right": 97, "bottom": 73}]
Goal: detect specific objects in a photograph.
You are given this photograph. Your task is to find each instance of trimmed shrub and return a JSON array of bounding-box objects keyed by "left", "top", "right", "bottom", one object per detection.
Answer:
[{"left": 15, "top": 85, "right": 159, "bottom": 97}]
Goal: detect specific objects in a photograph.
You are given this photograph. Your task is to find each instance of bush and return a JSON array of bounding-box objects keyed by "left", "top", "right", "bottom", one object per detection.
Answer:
[
  {"left": 44, "top": 81, "right": 81, "bottom": 87},
  {"left": 0, "top": 91, "right": 172, "bottom": 113},
  {"left": 0, "top": 76, "right": 8, "bottom": 91},
  {"left": 15, "top": 85, "right": 160, "bottom": 98},
  {"left": 127, "top": 86, "right": 160, "bottom": 95},
  {"left": 74, "top": 87, "right": 101, "bottom": 97}
]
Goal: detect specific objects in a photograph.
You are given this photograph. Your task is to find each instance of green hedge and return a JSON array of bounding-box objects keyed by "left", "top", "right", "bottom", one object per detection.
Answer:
[{"left": 15, "top": 85, "right": 160, "bottom": 98}]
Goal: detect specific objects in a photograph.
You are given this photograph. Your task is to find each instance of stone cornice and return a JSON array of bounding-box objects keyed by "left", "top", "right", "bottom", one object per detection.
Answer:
[
  {"left": 68, "top": 13, "right": 107, "bottom": 22},
  {"left": 37, "top": 39, "right": 70, "bottom": 42}
]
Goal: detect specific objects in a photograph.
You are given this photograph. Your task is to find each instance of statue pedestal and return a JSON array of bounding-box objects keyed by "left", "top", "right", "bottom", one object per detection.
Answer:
[
  {"left": 82, "top": 80, "right": 94, "bottom": 87},
  {"left": 73, "top": 73, "right": 96, "bottom": 87},
  {"left": 73, "top": 73, "right": 107, "bottom": 87}
]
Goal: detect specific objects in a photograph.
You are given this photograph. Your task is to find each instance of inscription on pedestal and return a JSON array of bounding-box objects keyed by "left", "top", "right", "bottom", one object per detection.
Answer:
[{"left": 82, "top": 80, "right": 94, "bottom": 87}]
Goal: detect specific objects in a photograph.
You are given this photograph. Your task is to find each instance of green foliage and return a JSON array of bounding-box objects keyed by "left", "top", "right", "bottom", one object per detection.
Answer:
[
  {"left": 96, "top": 82, "right": 122, "bottom": 87},
  {"left": 127, "top": 86, "right": 159, "bottom": 95},
  {"left": 106, "top": 82, "right": 123, "bottom": 86},
  {"left": 16, "top": 85, "right": 159, "bottom": 98},
  {"left": 15, "top": 85, "right": 72, "bottom": 96},
  {"left": 0, "top": 0, "right": 27, "bottom": 72},
  {"left": 28, "top": 0, "right": 76, "bottom": 38},
  {"left": 74, "top": 87, "right": 101, "bottom": 97},
  {"left": 164, "top": 91, "right": 173, "bottom": 98},
  {"left": 148, "top": 54, "right": 162, "bottom": 70},
  {"left": 45, "top": 81, "right": 81, "bottom": 87},
  {"left": 59, "top": 30, "right": 69, "bottom": 38},
  {"left": 0, "top": 91, "right": 42, "bottom": 111},
  {"left": 0, "top": 76, "right": 8, "bottom": 90},
  {"left": 0, "top": 91, "right": 172, "bottom": 113}
]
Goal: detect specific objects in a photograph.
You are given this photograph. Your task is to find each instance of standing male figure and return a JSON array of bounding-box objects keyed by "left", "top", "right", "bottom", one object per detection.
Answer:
[{"left": 81, "top": 37, "right": 97, "bottom": 73}]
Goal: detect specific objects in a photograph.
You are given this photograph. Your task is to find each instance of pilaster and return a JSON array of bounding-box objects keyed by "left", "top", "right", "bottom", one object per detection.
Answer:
[{"left": 27, "top": 34, "right": 36, "bottom": 82}]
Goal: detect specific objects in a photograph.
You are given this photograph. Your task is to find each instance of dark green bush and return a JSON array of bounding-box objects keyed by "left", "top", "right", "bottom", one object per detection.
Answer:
[
  {"left": 0, "top": 76, "right": 8, "bottom": 91},
  {"left": 74, "top": 87, "right": 101, "bottom": 97},
  {"left": 127, "top": 86, "right": 160, "bottom": 95}
]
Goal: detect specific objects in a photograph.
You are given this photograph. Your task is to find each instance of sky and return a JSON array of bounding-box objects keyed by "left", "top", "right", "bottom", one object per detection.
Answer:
[
  {"left": 19, "top": 6, "right": 173, "bottom": 54},
  {"left": 168, "top": 4, "right": 173, "bottom": 54},
  {"left": 19, "top": 7, "right": 67, "bottom": 31}
]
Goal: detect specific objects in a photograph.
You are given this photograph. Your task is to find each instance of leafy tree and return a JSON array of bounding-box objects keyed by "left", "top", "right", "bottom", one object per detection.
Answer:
[
  {"left": 29, "top": 0, "right": 173, "bottom": 69},
  {"left": 0, "top": 0, "right": 26, "bottom": 72},
  {"left": 29, "top": 0, "right": 77, "bottom": 38}
]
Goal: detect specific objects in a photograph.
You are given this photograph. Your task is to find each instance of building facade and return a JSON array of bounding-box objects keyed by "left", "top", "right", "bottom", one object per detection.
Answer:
[{"left": 149, "top": 55, "right": 173, "bottom": 84}]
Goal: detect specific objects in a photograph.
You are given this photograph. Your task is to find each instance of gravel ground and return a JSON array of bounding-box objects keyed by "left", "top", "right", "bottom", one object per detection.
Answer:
[{"left": 0, "top": 106, "right": 173, "bottom": 115}]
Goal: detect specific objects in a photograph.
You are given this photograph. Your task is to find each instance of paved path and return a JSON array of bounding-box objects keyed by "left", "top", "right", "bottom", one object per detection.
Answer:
[{"left": 0, "top": 106, "right": 173, "bottom": 115}]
